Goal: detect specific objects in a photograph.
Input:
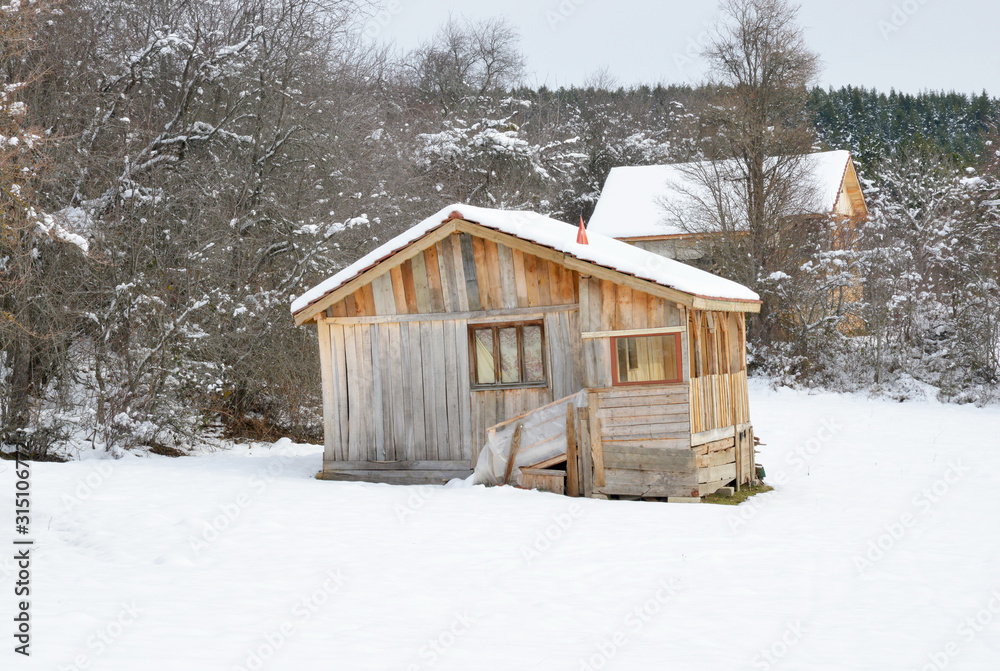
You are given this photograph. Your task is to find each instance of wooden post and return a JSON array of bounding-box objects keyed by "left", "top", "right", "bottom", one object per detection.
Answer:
[
  {"left": 578, "top": 413, "right": 594, "bottom": 497},
  {"left": 503, "top": 423, "right": 523, "bottom": 485},
  {"left": 565, "top": 404, "right": 579, "bottom": 497},
  {"left": 721, "top": 313, "right": 744, "bottom": 491},
  {"left": 587, "top": 392, "right": 606, "bottom": 489}
]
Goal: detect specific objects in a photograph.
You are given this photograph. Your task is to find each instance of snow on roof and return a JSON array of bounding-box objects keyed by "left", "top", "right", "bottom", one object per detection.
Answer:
[
  {"left": 589, "top": 150, "right": 853, "bottom": 239},
  {"left": 291, "top": 203, "right": 759, "bottom": 317}
]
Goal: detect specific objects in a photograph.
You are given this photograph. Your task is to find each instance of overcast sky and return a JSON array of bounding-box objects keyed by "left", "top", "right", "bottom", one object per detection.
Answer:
[{"left": 364, "top": 0, "right": 999, "bottom": 95}]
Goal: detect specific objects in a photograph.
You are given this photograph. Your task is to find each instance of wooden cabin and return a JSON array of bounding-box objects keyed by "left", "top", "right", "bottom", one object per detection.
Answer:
[
  {"left": 588, "top": 150, "right": 868, "bottom": 261},
  {"left": 291, "top": 204, "right": 762, "bottom": 499}
]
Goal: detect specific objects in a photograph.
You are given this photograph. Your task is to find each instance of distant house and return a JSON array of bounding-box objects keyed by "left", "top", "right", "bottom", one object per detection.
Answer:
[
  {"left": 588, "top": 150, "right": 868, "bottom": 260},
  {"left": 291, "top": 204, "right": 762, "bottom": 499}
]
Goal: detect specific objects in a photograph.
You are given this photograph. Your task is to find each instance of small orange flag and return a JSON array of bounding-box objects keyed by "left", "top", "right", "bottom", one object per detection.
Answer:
[{"left": 576, "top": 216, "right": 589, "bottom": 245}]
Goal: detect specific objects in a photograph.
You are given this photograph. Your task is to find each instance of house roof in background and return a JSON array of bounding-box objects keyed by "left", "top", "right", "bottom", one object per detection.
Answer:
[{"left": 588, "top": 150, "right": 858, "bottom": 239}]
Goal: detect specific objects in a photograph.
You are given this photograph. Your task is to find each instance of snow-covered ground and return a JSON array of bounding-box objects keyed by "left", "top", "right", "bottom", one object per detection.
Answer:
[{"left": 3, "top": 381, "right": 1000, "bottom": 670}]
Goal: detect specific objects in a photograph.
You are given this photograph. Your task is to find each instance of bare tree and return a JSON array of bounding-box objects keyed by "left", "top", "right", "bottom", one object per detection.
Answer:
[
  {"left": 409, "top": 16, "right": 524, "bottom": 112},
  {"left": 0, "top": 1, "right": 89, "bottom": 454},
  {"left": 671, "top": 0, "right": 822, "bottom": 343}
]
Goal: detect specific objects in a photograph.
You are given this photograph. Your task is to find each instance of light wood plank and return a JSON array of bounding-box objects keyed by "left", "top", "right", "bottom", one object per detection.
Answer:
[
  {"left": 293, "top": 221, "right": 458, "bottom": 324},
  {"left": 389, "top": 266, "right": 408, "bottom": 314},
  {"left": 523, "top": 253, "right": 540, "bottom": 308},
  {"left": 581, "top": 325, "right": 686, "bottom": 339},
  {"left": 436, "top": 237, "right": 460, "bottom": 313},
  {"left": 410, "top": 250, "right": 432, "bottom": 313},
  {"left": 423, "top": 245, "right": 445, "bottom": 312},
  {"left": 321, "top": 304, "right": 578, "bottom": 326},
  {"left": 566, "top": 404, "right": 579, "bottom": 497},
  {"left": 316, "top": 323, "right": 338, "bottom": 462},
  {"left": 496, "top": 243, "right": 519, "bottom": 308},
  {"left": 483, "top": 239, "right": 504, "bottom": 309},
  {"left": 588, "top": 392, "right": 606, "bottom": 488},
  {"left": 370, "top": 273, "right": 395, "bottom": 316},
  {"left": 470, "top": 235, "right": 491, "bottom": 310}
]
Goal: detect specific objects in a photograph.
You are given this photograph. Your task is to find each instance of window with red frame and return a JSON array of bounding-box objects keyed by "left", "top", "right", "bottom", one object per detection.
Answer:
[{"left": 610, "top": 332, "right": 683, "bottom": 386}]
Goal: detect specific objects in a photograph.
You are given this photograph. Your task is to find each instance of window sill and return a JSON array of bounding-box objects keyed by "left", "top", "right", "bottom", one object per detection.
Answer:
[
  {"left": 471, "top": 382, "right": 549, "bottom": 392},
  {"left": 611, "top": 379, "right": 685, "bottom": 387}
]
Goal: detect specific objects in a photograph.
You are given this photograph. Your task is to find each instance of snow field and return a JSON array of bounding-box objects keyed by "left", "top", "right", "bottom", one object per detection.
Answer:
[{"left": 2, "top": 381, "right": 1000, "bottom": 670}]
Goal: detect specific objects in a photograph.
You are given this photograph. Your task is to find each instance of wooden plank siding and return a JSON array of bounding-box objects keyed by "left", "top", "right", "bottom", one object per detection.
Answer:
[
  {"left": 589, "top": 385, "right": 698, "bottom": 498},
  {"left": 685, "top": 309, "right": 754, "bottom": 489},
  {"left": 687, "top": 309, "right": 750, "bottom": 435},
  {"left": 578, "top": 276, "right": 685, "bottom": 389},
  {"left": 317, "top": 232, "right": 586, "bottom": 479},
  {"left": 324, "top": 233, "right": 579, "bottom": 317}
]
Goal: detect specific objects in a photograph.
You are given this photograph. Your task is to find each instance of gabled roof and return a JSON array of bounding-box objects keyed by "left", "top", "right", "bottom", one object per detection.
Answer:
[
  {"left": 291, "top": 203, "right": 760, "bottom": 324},
  {"left": 588, "top": 150, "right": 864, "bottom": 239}
]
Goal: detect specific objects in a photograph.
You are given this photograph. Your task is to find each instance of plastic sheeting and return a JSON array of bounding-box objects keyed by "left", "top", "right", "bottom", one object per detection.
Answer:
[{"left": 473, "top": 391, "right": 587, "bottom": 487}]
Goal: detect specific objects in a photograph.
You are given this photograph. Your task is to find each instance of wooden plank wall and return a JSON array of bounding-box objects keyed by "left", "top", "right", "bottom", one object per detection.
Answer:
[
  {"left": 686, "top": 308, "right": 754, "bottom": 491},
  {"left": 318, "top": 309, "right": 582, "bottom": 467},
  {"left": 694, "top": 435, "right": 737, "bottom": 495},
  {"left": 687, "top": 310, "right": 750, "bottom": 434},
  {"left": 688, "top": 372, "right": 751, "bottom": 434},
  {"left": 578, "top": 276, "right": 687, "bottom": 388},
  {"left": 592, "top": 386, "right": 697, "bottom": 498},
  {"left": 326, "top": 232, "right": 579, "bottom": 318},
  {"left": 593, "top": 386, "right": 691, "bottom": 449},
  {"left": 317, "top": 231, "right": 586, "bottom": 470},
  {"left": 321, "top": 319, "right": 475, "bottom": 464}
]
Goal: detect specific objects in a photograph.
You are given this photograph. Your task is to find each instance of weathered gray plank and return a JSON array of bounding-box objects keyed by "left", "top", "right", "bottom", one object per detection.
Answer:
[
  {"left": 459, "top": 233, "right": 482, "bottom": 311},
  {"left": 370, "top": 325, "right": 386, "bottom": 460},
  {"left": 343, "top": 326, "right": 362, "bottom": 460},
  {"left": 330, "top": 325, "right": 350, "bottom": 460},
  {"left": 597, "top": 482, "right": 700, "bottom": 498},
  {"left": 698, "top": 462, "right": 737, "bottom": 484},
  {"left": 566, "top": 308, "right": 584, "bottom": 392},
  {"left": 397, "top": 321, "right": 415, "bottom": 459},
  {"left": 602, "top": 438, "right": 691, "bottom": 450},
  {"left": 455, "top": 319, "right": 474, "bottom": 461},
  {"left": 316, "top": 323, "right": 338, "bottom": 462},
  {"left": 406, "top": 321, "right": 426, "bottom": 460},
  {"left": 371, "top": 273, "right": 396, "bottom": 316},
  {"left": 441, "top": 320, "right": 462, "bottom": 460},
  {"left": 386, "top": 322, "right": 405, "bottom": 461},
  {"left": 597, "top": 404, "right": 691, "bottom": 420},
  {"left": 359, "top": 325, "right": 375, "bottom": 461},
  {"left": 317, "top": 469, "right": 472, "bottom": 485},
  {"left": 429, "top": 320, "right": 451, "bottom": 456},
  {"left": 602, "top": 445, "right": 697, "bottom": 471},
  {"left": 322, "top": 460, "right": 472, "bottom": 470},
  {"left": 419, "top": 320, "right": 438, "bottom": 459}
]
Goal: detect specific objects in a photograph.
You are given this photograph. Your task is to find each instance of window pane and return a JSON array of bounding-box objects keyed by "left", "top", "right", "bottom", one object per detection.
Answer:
[
  {"left": 474, "top": 329, "right": 495, "bottom": 384},
  {"left": 523, "top": 325, "right": 544, "bottom": 382},
  {"left": 615, "top": 334, "right": 679, "bottom": 384},
  {"left": 499, "top": 327, "right": 520, "bottom": 384}
]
